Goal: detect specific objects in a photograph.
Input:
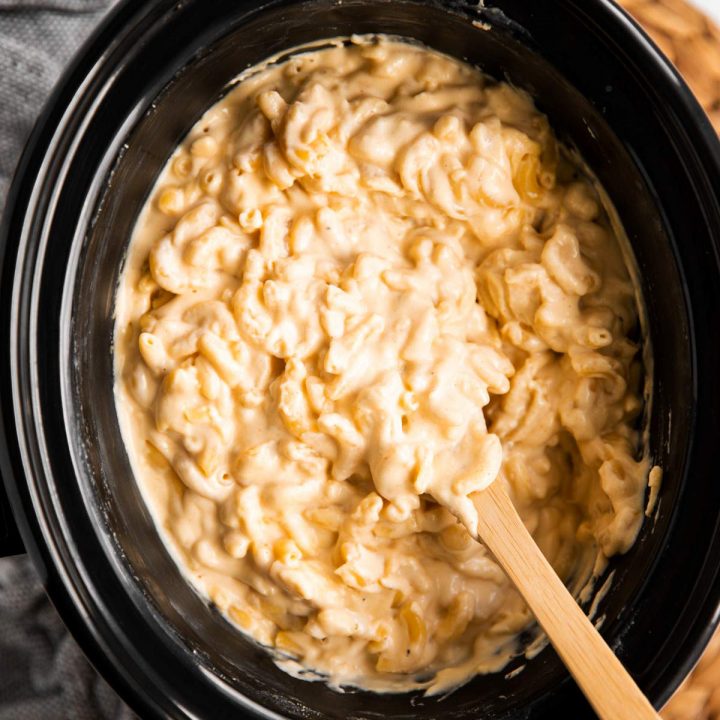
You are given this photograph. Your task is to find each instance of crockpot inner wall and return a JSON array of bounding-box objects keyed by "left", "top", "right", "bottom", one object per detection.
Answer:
[{"left": 70, "top": 1, "right": 690, "bottom": 718}]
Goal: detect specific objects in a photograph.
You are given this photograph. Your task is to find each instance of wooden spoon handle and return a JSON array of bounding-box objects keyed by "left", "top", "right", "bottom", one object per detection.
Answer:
[{"left": 473, "top": 482, "right": 660, "bottom": 720}]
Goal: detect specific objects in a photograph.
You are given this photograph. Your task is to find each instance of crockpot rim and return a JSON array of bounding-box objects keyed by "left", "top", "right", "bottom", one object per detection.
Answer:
[{"left": 1, "top": 0, "right": 720, "bottom": 718}]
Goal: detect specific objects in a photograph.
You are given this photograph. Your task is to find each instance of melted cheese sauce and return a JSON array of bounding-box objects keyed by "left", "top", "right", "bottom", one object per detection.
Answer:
[{"left": 114, "top": 38, "right": 655, "bottom": 694}]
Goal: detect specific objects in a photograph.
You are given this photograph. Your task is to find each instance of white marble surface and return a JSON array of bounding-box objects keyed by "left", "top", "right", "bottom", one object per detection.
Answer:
[{"left": 692, "top": 0, "right": 720, "bottom": 23}]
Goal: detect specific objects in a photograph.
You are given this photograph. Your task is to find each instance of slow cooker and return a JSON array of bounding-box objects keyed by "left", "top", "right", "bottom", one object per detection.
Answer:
[{"left": 2, "top": 0, "right": 720, "bottom": 717}]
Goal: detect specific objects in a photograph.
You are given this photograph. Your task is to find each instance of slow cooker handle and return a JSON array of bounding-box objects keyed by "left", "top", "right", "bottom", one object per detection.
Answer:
[{"left": 0, "top": 476, "right": 24, "bottom": 557}]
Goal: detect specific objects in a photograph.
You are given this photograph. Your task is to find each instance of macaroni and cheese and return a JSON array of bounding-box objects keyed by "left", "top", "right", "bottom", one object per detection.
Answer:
[{"left": 114, "top": 38, "right": 655, "bottom": 694}]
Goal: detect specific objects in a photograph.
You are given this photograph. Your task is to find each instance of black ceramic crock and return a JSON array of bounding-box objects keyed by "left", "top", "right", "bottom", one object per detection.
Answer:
[{"left": 1, "top": 0, "right": 720, "bottom": 718}]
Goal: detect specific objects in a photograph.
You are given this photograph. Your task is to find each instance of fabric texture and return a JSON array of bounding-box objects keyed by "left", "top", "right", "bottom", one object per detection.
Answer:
[
  {"left": 0, "top": 1, "right": 136, "bottom": 717},
  {"left": 0, "top": 0, "right": 114, "bottom": 208},
  {"left": 0, "top": 557, "right": 136, "bottom": 719}
]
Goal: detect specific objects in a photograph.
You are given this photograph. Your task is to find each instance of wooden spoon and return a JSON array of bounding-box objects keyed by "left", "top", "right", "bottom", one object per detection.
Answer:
[{"left": 470, "top": 481, "right": 660, "bottom": 720}]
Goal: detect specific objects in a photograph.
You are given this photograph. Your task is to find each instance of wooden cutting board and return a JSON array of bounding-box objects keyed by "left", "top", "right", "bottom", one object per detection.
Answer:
[{"left": 616, "top": 2, "right": 720, "bottom": 718}]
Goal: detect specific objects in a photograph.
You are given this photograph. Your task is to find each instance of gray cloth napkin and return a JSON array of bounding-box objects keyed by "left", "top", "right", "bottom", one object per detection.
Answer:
[
  {"left": 0, "top": 557, "right": 136, "bottom": 719},
  {"left": 0, "top": 0, "right": 114, "bottom": 210},
  {"left": 0, "top": 1, "right": 137, "bottom": 717}
]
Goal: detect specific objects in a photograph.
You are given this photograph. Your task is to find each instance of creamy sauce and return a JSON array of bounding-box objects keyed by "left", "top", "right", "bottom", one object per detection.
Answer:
[{"left": 114, "top": 38, "right": 657, "bottom": 694}]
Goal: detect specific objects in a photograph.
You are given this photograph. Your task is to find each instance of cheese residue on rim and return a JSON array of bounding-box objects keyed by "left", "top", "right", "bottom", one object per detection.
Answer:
[{"left": 114, "top": 38, "right": 657, "bottom": 695}]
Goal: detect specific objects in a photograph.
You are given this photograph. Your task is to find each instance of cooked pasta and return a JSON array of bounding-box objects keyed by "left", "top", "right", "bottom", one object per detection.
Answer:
[{"left": 114, "top": 37, "right": 657, "bottom": 694}]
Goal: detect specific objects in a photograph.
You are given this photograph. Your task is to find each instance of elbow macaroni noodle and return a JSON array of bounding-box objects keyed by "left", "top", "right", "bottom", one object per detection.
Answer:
[{"left": 114, "top": 38, "right": 657, "bottom": 694}]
